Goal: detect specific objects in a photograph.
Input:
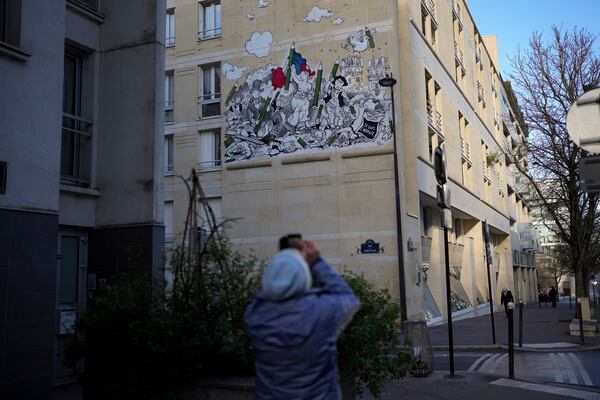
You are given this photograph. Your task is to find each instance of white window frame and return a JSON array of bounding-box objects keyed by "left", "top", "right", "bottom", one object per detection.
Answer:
[
  {"left": 166, "top": 8, "right": 175, "bottom": 47},
  {"left": 164, "top": 135, "right": 174, "bottom": 175},
  {"left": 165, "top": 71, "right": 174, "bottom": 124},
  {"left": 199, "top": 64, "right": 221, "bottom": 118},
  {"left": 199, "top": 1, "right": 221, "bottom": 39},
  {"left": 198, "top": 130, "right": 222, "bottom": 171}
]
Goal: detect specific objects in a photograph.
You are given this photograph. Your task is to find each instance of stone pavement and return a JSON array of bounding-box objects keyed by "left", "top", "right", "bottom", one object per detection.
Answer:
[{"left": 428, "top": 297, "right": 600, "bottom": 349}]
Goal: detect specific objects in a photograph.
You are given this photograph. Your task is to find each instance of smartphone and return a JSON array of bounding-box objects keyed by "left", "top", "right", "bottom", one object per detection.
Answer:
[{"left": 279, "top": 233, "right": 302, "bottom": 250}]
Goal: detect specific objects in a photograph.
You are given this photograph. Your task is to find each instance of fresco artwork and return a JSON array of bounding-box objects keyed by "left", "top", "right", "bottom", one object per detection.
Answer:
[{"left": 224, "top": 29, "right": 393, "bottom": 163}]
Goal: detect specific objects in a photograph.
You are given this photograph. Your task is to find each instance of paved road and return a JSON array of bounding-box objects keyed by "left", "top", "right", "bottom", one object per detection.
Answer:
[{"left": 434, "top": 351, "right": 600, "bottom": 387}]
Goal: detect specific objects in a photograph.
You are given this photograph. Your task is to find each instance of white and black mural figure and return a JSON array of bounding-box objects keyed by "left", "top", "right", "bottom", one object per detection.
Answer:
[{"left": 224, "top": 35, "right": 393, "bottom": 162}]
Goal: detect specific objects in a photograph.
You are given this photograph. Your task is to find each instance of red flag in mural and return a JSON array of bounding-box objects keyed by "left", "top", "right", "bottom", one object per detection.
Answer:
[{"left": 271, "top": 66, "right": 286, "bottom": 89}]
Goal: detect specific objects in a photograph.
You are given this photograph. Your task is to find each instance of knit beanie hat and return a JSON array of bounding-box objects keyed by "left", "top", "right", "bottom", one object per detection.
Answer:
[{"left": 261, "top": 249, "right": 312, "bottom": 301}]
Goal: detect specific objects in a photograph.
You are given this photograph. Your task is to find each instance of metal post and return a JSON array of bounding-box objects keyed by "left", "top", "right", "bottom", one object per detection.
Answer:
[
  {"left": 508, "top": 304, "right": 515, "bottom": 379},
  {"left": 443, "top": 226, "right": 455, "bottom": 377},
  {"left": 485, "top": 254, "right": 496, "bottom": 344},
  {"left": 518, "top": 300, "right": 523, "bottom": 348},
  {"left": 577, "top": 300, "right": 585, "bottom": 345}
]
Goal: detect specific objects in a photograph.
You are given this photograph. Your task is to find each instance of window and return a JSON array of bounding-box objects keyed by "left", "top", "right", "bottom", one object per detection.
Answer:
[
  {"left": 198, "top": 130, "right": 221, "bottom": 170},
  {"left": 164, "top": 135, "right": 173, "bottom": 174},
  {"left": 200, "top": 1, "right": 221, "bottom": 39},
  {"left": 200, "top": 65, "right": 221, "bottom": 118},
  {"left": 166, "top": 9, "right": 175, "bottom": 46},
  {"left": 165, "top": 71, "right": 174, "bottom": 123},
  {"left": 421, "top": 207, "right": 432, "bottom": 237},
  {"left": 61, "top": 47, "right": 92, "bottom": 186},
  {"left": 0, "top": 0, "right": 21, "bottom": 48}
]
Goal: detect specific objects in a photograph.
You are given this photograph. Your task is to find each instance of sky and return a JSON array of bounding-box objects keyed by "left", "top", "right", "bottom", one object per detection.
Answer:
[{"left": 467, "top": 0, "right": 600, "bottom": 79}]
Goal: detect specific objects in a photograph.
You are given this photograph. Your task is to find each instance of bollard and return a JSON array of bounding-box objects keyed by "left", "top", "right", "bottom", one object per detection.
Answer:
[
  {"left": 577, "top": 300, "right": 585, "bottom": 345},
  {"left": 507, "top": 302, "right": 515, "bottom": 379},
  {"left": 518, "top": 300, "right": 523, "bottom": 348}
]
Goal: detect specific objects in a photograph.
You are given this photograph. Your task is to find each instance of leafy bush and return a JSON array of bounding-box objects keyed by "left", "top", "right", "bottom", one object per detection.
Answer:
[
  {"left": 67, "top": 238, "right": 263, "bottom": 400},
  {"left": 338, "top": 274, "right": 411, "bottom": 399}
]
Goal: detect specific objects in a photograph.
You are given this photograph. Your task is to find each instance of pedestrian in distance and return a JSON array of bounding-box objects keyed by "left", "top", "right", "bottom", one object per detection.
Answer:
[
  {"left": 501, "top": 288, "right": 514, "bottom": 318},
  {"left": 245, "top": 236, "right": 359, "bottom": 400},
  {"left": 549, "top": 286, "right": 558, "bottom": 307}
]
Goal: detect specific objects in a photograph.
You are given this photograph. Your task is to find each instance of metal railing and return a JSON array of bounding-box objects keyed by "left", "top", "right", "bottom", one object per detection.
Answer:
[
  {"left": 421, "top": 0, "right": 437, "bottom": 24},
  {"left": 166, "top": 36, "right": 175, "bottom": 47},
  {"left": 460, "top": 137, "right": 471, "bottom": 163},
  {"left": 199, "top": 27, "right": 222, "bottom": 39},
  {"left": 475, "top": 46, "right": 483, "bottom": 69},
  {"left": 199, "top": 93, "right": 221, "bottom": 118},
  {"left": 454, "top": 42, "right": 465, "bottom": 74},
  {"left": 67, "top": 0, "right": 98, "bottom": 13},
  {"left": 477, "top": 81, "right": 485, "bottom": 106},
  {"left": 165, "top": 100, "right": 174, "bottom": 123},
  {"left": 426, "top": 101, "right": 442, "bottom": 134},
  {"left": 60, "top": 113, "right": 92, "bottom": 187},
  {"left": 483, "top": 160, "right": 491, "bottom": 182},
  {"left": 494, "top": 114, "right": 500, "bottom": 128},
  {"left": 198, "top": 160, "right": 222, "bottom": 171},
  {"left": 452, "top": 0, "right": 463, "bottom": 29}
]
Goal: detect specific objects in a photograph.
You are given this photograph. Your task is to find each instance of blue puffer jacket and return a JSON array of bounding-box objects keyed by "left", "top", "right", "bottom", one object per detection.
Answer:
[{"left": 244, "top": 257, "right": 359, "bottom": 400}]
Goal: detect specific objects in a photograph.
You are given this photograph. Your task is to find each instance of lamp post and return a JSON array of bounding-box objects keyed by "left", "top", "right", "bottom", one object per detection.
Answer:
[{"left": 379, "top": 74, "right": 407, "bottom": 322}]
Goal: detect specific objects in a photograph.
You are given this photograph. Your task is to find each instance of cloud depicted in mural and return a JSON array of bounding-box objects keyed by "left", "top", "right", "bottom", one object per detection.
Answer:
[
  {"left": 245, "top": 31, "right": 273, "bottom": 58},
  {"left": 224, "top": 43, "right": 393, "bottom": 163},
  {"left": 342, "top": 27, "right": 377, "bottom": 53},
  {"left": 303, "top": 6, "right": 335, "bottom": 23},
  {"left": 245, "top": 13, "right": 255, "bottom": 21},
  {"left": 257, "top": 0, "right": 269, "bottom": 8},
  {"left": 332, "top": 17, "right": 344, "bottom": 25},
  {"left": 223, "top": 63, "right": 248, "bottom": 80}
]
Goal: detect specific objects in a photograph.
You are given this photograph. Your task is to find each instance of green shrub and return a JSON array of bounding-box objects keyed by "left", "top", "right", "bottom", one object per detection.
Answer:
[{"left": 338, "top": 274, "right": 411, "bottom": 399}]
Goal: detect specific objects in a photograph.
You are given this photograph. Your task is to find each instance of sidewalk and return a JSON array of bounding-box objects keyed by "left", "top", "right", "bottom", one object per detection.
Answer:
[{"left": 427, "top": 298, "right": 600, "bottom": 350}]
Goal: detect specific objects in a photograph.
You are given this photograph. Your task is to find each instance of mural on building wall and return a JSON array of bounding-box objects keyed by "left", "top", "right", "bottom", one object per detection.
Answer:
[
  {"left": 224, "top": 28, "right": 392, "bottom": 163},
  {"left": 303, "top": 6, "right": 335, "bottom": 23}
]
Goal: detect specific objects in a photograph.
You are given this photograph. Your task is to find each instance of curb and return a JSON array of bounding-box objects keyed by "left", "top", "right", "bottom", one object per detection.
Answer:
[{"left": 432, "top": 344, "right": 600, "bottom": 353}]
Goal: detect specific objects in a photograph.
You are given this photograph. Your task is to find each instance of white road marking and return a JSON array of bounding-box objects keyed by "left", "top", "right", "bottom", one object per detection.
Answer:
[
  {"left": 479, "top": 353, "right": 501, "bottom": 373},
  {"left": 549, "top": 353, "right": 564, "bottom": 383},
  {"left": 558, "top": 352, "right": 578, "bottom": 384},
  {"left": 490, "top": 353, "right": 508, "bottom": 373},
  {"left": 491, "top": 378, "right": 600, "bottom": 400},
  {"left": 469, "top": 353, "right": 492, "bottom": 372},
  {"left": 568, "top": 352, "right": 593, "bottom": 386}
]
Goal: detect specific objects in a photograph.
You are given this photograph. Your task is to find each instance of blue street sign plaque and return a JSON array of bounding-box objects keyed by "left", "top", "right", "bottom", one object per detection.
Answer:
[{"left": 360, "top": 239, "right": 380, "bottom": 254}]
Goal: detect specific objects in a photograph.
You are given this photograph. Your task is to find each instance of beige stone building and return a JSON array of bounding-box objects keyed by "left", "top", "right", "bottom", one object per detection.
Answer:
[{"left": 164, "top": 0, "right": 538, "bottom": 323}]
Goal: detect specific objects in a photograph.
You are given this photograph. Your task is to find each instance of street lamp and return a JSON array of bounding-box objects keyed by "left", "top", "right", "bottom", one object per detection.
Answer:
[
  {"left": 593, "top": 279, "right": 598, "bottom": 307},
  {"left": 378, "top": 74, "right": 407, "bottom": 322}
]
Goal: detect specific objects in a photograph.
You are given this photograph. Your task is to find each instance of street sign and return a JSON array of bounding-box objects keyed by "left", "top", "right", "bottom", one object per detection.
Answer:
[
  {"left": 566, "top": 88, "right": 600, "bottom": 154},
  {"left": 579, "top": 155, "right": 600, "bottom": 193},
  {"left": 433, "top": 144, "right": 447, "bottom": 185}
]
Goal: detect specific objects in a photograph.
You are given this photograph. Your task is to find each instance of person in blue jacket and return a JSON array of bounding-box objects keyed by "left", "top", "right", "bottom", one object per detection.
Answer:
[{"left": 244, "top": 240, "right": 359, "bottom": 400}]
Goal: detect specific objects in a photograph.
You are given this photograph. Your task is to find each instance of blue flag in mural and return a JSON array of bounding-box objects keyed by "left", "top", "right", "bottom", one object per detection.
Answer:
[{"left": 292, "top": 50, "right": 315, "bottom": 76}]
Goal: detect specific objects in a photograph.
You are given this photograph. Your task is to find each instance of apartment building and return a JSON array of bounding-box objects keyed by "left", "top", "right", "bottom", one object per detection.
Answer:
[
  {"left": 164, "top": 0, "right": 538, "bottom": 324},
  {"left": 0, "top": 0, "right": 165, "bottom": 397}
]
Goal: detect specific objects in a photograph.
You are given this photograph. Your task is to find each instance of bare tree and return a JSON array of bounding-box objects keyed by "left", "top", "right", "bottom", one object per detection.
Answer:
[{"left": 508, "top": 26, "right": 600, "bottom": 298}]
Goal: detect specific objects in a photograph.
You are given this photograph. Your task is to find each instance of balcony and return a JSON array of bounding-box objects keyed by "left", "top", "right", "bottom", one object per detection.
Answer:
[
  {"left": 452, "top": 0, "right": 463, "bottom": 30},
  {"left": 491, "top": 78, "right": 497, "bottom": 94},
  {"left": 164, "top": 163, "right": 174, "bottom": 175},
  {"left": 475, "top": 46, "right": 483, "bottom": 70},
  {"left": 198, "top": 160, "right": 222, "bottom": 172},
  {"left": 426, "top": 101, "right": 443, "bottom": 135},
  {"left": 454, "top": 42, "right": 466, "bottom": 75},
  {"left": 483, "top": 160, "right": 491, "bottom": 182},
  {"left": 477, "top": 81, "right": 486, "bottom": 107},
  {"left": 421, "top": 0, "right": 437, "bottom": 26},
  {"left": 460, "top": 137, "right": 471, "bottom": 164},
  {"left": 166, "top": 36, "right": 175, "bottom": 47},
  {"left": 199, "top": 27, "right": 222, "bottom": 40},
  {"left": 494, "top": 114, "right": 500, "bottom": 129}
]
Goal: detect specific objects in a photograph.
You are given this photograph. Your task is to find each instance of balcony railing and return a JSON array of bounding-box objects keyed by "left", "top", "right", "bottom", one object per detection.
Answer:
[
  {"left": 475, "top": 46, "right": 483, "bottom": 70},
  {"left": 426, "top": 101, "right": 442, "bottom": 134},
  {"left": 477, "top": 81, "right": 485, "bottom": 107},
  {"left": 421, "top": 0, "right": 437, "bottom": 26},
  {"left": 61, "top": 113, "right": 92, "bottom": 187},
  {"left": 452, "top": 0, "right": 463, "bottom": 30},
  {"left": 491, "top": 78, "right": 497, "bottom": 94},
  {"left": 165, "top": 100, "right": 174, "bottom": 123},
  {"left": 166, "top": 36, "right": 175, "bottom": 47},
  {"left": 454, "top": 42, "right": 465, "bottom": 75},
  {"left": 67, "top": 0, "right": 99, "bottom": 13},
  {"left": 198, "top": 160, "right": 222, "bottom": 171},
  {"left": 199, "top": 93, "right": 221, "bottom": 118},
  {"left": 199, "top": 27, "right": 222, "bottom": 39},
  {"left": 164, "top": 164, "right": 174, "bottom": 175},
  {"left": 483, "top": 160, "right": 491, "bottom": 182},
  {"left": 460, "top": 137, "right": 471, "bottom": 164}
]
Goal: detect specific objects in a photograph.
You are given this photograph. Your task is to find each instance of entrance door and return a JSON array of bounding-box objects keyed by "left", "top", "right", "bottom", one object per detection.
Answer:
[{"left": 54, "top": 233, "right": 88, "bottom": 385}]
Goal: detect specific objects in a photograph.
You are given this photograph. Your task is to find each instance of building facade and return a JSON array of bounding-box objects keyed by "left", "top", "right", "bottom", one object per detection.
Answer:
[
  {"left": 0, "top": 0, "right": 165, "bottom": 397},
  {"left": 164, "top": 0, "right": 538, "bottom": 324}
]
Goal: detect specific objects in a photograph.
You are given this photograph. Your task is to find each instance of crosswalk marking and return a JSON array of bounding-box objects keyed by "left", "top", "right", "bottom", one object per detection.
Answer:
[
  {"left": 468, "top": 353, "right": 492, "bottom": 372},
  {"left": 490, "top": 353, "right": 507, "bottom": 373},
  {"left": 558, "top": 352, "right": 578, "bottom": 384},
  {"left": 480, "top": 353, "right": 500, "bottom": 372},
  {"left": 568, "top": 352, "right": 593, "bottom": 386},
  {"left": 491, "top": 378, "right": 600, "bottom": 400},
  {"left": 549, "top": 353, "right": 564, "bottom": 383}
]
